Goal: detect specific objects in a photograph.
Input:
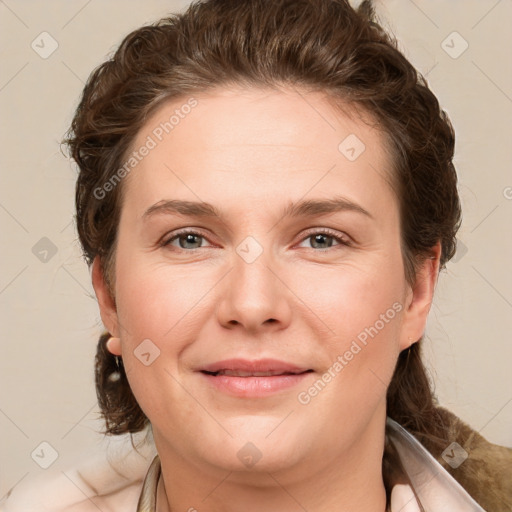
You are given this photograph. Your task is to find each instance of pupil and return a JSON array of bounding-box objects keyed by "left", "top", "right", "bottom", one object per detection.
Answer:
[
  {"left": 181, "top": 234, "right": 200, "bottom": 249},
  {"left": 313, "top": 234, "right": 331, "bottom": 249},
  {"left": 178, "top": 234, "right": 333, "bottom": 250}
]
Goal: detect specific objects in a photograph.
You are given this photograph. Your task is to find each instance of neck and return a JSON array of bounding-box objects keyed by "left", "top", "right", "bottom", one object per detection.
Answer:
[
  {"left": 157, "top": 478, "right": 386, "bottom": 512},
  {"left": 156, "top": 462, "right": 387, "bottom": 512},
  {"left": 155, "top": 410, "right": 388, "bottom": 512}
]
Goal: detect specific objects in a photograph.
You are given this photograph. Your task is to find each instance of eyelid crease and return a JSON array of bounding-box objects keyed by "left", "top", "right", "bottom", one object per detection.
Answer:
[
  {"left": 300, "top": 227, "right": 352, "bottom": 244},
  {"left": 160, "top": 228, "right": 215, "bottom": 248},
  {"left": 160, "top": 227, "right": 352, "bottom": 251}
]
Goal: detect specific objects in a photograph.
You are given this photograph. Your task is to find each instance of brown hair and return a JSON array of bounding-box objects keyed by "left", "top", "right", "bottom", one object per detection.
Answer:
[{"left": 64, "top": 0, "right": 462, "bottom": 504}]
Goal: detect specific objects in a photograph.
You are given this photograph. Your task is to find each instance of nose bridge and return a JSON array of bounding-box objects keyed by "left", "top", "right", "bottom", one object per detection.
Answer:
[{"left": 216, "top": 234, "right": 291, "bottom": 331}]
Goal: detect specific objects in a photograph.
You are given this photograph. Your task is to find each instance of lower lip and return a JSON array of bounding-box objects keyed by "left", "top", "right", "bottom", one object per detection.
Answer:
[{"left": 200, "top": 372, "right": 312, "bottom": 397}]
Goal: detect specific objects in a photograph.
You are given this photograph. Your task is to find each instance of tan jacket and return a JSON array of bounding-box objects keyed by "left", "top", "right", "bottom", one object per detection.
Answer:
[
  {"left": 385, "top": 416, "right": 510, "bottom": 511},
  {"left": 422, "top": 407, "right": 512, "bottom": 511}
]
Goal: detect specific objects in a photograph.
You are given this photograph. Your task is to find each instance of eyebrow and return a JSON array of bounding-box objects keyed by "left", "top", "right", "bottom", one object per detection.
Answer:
[{"left": 142, "top": 196, "right": 374, "bottom": 222}]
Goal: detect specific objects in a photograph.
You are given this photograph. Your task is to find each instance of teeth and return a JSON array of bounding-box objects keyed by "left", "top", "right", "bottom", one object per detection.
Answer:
[{"left": 216, "top": 370, "right": 294, "bottom": 377}]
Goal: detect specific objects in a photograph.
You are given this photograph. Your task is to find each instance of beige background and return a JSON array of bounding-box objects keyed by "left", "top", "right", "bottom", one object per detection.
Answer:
[{"left": 0, "top": 0, "right": 511, "bottom": 499}]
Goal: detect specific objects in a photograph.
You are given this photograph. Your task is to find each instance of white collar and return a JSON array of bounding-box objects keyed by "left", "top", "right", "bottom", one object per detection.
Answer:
[
  {"left": 135, "top": 418, "right": 488, "bottom": 512},
  {"left": 391, "top": 484, "right": 421, "bottom": 512},
  {"left": 386, "top": 418, "right": 487, "bottom": 511}
]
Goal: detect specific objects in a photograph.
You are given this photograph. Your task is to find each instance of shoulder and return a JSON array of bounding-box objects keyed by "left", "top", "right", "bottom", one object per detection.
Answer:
[
  {"left": 0, "top": 471, "right": 144, "bottom": 512},
  {"left": 0, "top": 436, "right": 154, "bottom": 512},
  {"left": 435, "top": 406, "right": 512, "bottom": 512},
  {"left": 63, "top": 482, "right": 143, "bottom": 512}
]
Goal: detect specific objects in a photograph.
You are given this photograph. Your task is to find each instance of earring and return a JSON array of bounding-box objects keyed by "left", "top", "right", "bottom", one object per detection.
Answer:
[
  {"left": 108, "top": 366, "right": 121, "bottom": 383},
  {"left": 106, "top": 337, "right": 122, "bottom": 383}
]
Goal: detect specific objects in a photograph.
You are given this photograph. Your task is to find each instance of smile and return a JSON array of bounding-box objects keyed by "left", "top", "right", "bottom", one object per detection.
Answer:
[
  {"left": 198, "top": 358, "right": 314, "bottom": 397},
  {"left": 203, "top": 369, "right": 308, "bottom": 377}
]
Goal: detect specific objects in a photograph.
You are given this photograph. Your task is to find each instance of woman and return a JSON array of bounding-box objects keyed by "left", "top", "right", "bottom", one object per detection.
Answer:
[{"left": 2, "top": 0, "right": 510, "bottom": 510}]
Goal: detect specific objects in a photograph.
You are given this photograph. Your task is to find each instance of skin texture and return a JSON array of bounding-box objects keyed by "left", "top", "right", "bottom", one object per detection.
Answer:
[{"left": 92, "top": 86, "right": 440, "bottom": 512}]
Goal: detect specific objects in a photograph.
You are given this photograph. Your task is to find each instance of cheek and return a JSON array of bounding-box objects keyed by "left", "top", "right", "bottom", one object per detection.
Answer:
[
  {"left": 297, "top": 255, "right": 406, "bottom": 344},
  {"left": 291, "top": 265, "right": 404, "bottom": 458},
  {"left": 297, "top": 251, "right": 406, "bottom": 402},
  {"left": 112, "top": 259, "right": 209, "bottom": 428},
  {"left": 114, "top": 247, "right": 213, "bottom": 340},
  {"left": 296, "top": 267, "right": 404, "bottom": 424}
]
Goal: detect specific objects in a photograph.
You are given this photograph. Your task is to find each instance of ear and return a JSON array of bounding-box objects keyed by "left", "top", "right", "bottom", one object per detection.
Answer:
[
  {"left": 91, "top": 256, "right": 120, "bottom": 339},
  {"left": 399, "top": 241, "right": 442, "bottom": 350}
]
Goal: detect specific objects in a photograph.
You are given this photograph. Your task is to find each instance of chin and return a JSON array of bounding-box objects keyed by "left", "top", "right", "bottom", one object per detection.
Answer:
[
  {"left": 197, "top": 415, "right": 308, "bottom": 473},
  {"left": 209, "top": 443, "right": 304, "bottom": 476}
]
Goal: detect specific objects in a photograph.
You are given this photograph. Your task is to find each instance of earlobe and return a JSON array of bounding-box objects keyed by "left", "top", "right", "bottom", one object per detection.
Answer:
[
  {"left": 399, "top": 242, "right": 442, "bottom": 350},
  {"left": 91, "top": 256, "right": 119, "bottom": 337},
  {"left": 106, "top": 336, "right": 122, "bottom": 356}
]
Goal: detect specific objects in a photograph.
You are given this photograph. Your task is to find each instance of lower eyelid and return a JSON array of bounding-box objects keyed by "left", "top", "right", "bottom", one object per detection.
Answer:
[
  {"left": 161, "top": 230, "right": 350, "bottom": 250},
  {"left": 162, "top": 231, "right": 212, "bottom": 248}
]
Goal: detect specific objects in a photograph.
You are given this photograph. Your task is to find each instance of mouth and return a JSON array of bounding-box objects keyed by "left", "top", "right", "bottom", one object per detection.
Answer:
[
  {"left": 201, "top": 369, "right": 312, "bottom": 377},
  {"left": 198, "top": 359, "right": 314, "bottom": 397}
]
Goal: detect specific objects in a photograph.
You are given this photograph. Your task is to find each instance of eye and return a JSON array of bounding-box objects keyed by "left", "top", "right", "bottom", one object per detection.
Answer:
[
  {"left": 162, "top": 230, "right": 213, "bottom": 250},
  {"left": 297, "top": 229, "right": 351, "bottom": 250},
  {"left": 160, "top": 228, "right": 351, "bottom": 252}
]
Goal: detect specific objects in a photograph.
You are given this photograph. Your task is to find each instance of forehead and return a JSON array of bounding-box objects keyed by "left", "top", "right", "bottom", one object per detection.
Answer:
[{"left": 120, "top": 86, "right": 396, "bottom": 219}]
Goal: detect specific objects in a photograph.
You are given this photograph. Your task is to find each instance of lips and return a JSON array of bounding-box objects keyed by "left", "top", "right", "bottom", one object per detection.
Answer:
[
  {"left": 209, "top": 369, "right": 303, "bottom": 377},
  {"left": 198, "top": 358, "right": 314, "bottom": 397},
  {"left": 199, "top": 358, "right": 311, "bottom": 376}
]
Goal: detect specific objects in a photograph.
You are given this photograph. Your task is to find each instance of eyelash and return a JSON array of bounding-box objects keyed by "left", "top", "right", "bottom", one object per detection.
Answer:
[{"left": 161, "top": 228, "right": 352, "bottom": 252}]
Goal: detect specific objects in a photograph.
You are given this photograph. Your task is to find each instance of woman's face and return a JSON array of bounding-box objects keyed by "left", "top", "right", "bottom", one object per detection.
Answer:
[{"left": 94, "top": 86, "right": 436, "bottom": 478}]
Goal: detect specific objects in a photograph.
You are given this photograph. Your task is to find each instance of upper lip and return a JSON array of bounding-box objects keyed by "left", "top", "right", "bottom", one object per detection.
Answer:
[{"left": 199, "top": 358, "right": 312, "bottom": 376}]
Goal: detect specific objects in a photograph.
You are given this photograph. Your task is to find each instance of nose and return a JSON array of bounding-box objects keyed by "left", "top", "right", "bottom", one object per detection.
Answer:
[{"left": 215, "top": 243, "right": 292, "bottom": 334}]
